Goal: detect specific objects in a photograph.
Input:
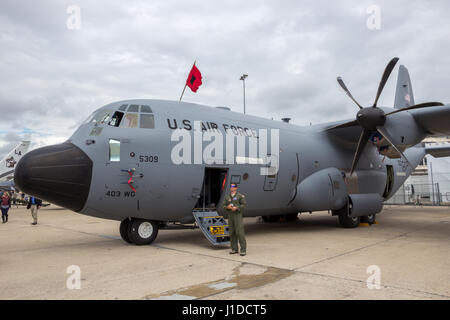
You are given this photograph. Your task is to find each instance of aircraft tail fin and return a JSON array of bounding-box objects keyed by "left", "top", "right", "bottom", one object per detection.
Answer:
[
  {"left": 394, "top": 65, "right": 415, "bottom": 109},
  {"left": 0, "top": 141, "right": 31, "bottom": 181}
]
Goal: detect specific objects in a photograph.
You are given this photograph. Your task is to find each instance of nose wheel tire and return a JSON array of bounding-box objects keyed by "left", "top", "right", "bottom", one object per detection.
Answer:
[
  {"left": 119, "top": 219, "right": 132, "bottom": 244},
  {"left": 127, "top": 219, "right": 159, "bottom": 245}
]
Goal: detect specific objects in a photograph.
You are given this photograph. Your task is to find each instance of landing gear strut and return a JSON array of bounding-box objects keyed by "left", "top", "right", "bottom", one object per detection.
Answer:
[{"left": 120, "top": 218, "right": 159, "bottom": 245}]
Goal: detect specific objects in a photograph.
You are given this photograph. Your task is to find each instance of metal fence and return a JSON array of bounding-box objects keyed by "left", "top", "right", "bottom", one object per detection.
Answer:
[{"left": 385, "top": 183, "right": 449, "bottom": 206}]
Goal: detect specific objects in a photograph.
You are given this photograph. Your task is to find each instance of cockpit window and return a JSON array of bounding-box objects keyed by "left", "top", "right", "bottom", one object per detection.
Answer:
[
  {"left": 128, "top": 104, "right": 139, "bottom": 113},
  {"left": 121, "top": 113, "right": 139, "bottom": 128},
  {"left": 83, "top": 112, "right": 96, "bottom": 125},
  {"left": 140, "top": 114, "right": 155, "bottom": 128},
  {"left": 108, "top": 111, "right": 124, "bottom": 127},
  {"left": 141, "top": 105, "right": 152, "bottom": 113},
  {"left": 88, "top": 111, "right": 110, "bottom": 124},
  {"left": 100, "top": 113, "right": 111, "bottom": 124},
  {"left": 90, "top": 104, "right": 156, "bottom": 129}
]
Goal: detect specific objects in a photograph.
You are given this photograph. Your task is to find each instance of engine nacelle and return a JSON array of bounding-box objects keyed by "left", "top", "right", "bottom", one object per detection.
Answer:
[
  {"left": 372, "top": 110, "right": 427, "bottom": 158},
  {"left": 292, "top": 167, "right": 348, "bottom": 212},
  {"left": 347, "top": 193, "right": 384, "bottom": 217}
]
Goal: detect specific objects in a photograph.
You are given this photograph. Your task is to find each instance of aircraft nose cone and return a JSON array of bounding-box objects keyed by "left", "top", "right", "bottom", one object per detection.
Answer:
[{"left": 14, "top": 142, "right": 93, "bottom": 212}]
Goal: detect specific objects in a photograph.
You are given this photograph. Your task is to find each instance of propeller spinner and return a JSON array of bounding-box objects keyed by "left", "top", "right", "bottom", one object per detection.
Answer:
[{"left": 329, "top": 57, "right": 444, "bottom": 175}]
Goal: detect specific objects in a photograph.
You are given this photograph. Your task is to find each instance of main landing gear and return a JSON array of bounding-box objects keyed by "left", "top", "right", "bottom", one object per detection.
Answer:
[
  {"left": 333, "top": 203, "right": 377, "bottom": 228},
  {"left": 120, "top": 218, "right": 159, "bottom": 245}
]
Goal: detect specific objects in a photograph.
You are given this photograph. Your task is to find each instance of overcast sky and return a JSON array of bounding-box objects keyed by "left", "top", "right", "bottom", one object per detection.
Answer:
[{"left": 0, "top": 0, "right": 449, "bottom": 158}]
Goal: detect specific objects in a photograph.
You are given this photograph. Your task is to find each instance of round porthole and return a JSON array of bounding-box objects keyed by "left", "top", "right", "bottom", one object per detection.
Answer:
[
  {"left": 130, "top": 152, "right": 135, "bottom": 157},
  {"left": 243, "top": 173, "right": 249, "bottom": 181}
]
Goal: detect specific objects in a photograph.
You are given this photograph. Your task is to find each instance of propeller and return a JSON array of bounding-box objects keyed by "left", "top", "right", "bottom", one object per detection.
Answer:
[{"left": 329, "top": 57, "right": 444, "bottom": 175}]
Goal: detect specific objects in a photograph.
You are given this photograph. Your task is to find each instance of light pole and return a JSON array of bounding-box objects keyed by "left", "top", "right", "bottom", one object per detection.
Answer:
[
  {"left": 430, "top": 161, "right": 435, "bottom": 205},
  {"left": 240, "top": 74, "right": 248, "bottom": 114}
]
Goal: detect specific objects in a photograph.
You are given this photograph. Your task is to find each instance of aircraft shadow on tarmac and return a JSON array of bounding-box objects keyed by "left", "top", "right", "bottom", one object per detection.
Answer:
[
  {"left": 143, "top": 215, "right": 450, "bottom": 248},
  {"left": 150, "top": 216, "right": 343, "bottom": 248}
]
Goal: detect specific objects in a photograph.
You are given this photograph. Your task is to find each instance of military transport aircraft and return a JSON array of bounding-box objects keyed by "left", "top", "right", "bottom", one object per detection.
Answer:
[
  {"left": 14, "top": 58, "right": 450, "bottom": 246},
  {"left": 0, "top": 140, "right": 30, "bottom": 183}
]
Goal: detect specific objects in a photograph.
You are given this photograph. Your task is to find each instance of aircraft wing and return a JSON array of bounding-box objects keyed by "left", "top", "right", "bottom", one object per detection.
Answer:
[
  {"left": 319, "top": 104, "right": 450, "bottom": 146},
  {"left": 317, "top": 119, "right": 362, "bottom": 145},
  {"left": 409, "top": 105, "right": 450, "bottom": 135},
  {"left": 425, "top": 144, "right": 450, "bottom": 158}
]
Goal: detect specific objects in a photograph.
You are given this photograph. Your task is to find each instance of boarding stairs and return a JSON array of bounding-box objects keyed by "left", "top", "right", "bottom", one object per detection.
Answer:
[{"left": 192, "top": 209, "right": 230, "bottom": 246}]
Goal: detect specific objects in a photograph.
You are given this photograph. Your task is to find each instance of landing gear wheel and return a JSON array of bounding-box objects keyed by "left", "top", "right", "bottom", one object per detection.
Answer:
[
  {"left": 128, "top": 219, "right": 159, "bottom": 245},
  {"left": 335, "top": 204, "right": 360, "bottom": 228},
  {"left": 120, "top": 218, "right": 132, "bottom": 244},
  {"left": 361, "top": 214, "right": 376, "bottom": 225},
  {"left": 338, "top": 213, "right": 360, "bottom": 228}
]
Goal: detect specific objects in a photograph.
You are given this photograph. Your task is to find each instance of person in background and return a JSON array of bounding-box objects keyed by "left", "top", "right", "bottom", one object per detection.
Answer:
[
  {"left": 11, "top": 191, "right": 18, "bottom": 208},
  {"left": 28, "top": 196, "right": 42, "bottom": 225},
  {"left": 1, "top": 192, "right": 11, "bottom": 223}
]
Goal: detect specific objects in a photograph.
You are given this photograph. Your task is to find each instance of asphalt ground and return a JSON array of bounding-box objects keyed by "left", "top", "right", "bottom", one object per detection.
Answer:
[{"left": 1, "top": 205, "right": 449, "bottom": 300}]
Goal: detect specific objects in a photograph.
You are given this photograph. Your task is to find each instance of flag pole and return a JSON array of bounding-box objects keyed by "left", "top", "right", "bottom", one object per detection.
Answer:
[
  {"left": 179, "top": 60, "right": 196, "bottom": 102},
  {"left": 179, "top": 84, "right": 187, "bottom": 102}
]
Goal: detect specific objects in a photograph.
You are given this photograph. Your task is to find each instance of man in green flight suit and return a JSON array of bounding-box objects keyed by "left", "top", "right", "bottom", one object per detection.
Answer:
[{"left": 222, "top": 183, "right": 247, "bottom": 256}]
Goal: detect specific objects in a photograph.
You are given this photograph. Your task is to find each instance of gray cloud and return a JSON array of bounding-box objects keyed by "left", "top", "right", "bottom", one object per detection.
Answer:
[{"left": 1, "top": 0, "right": 450, "bottom": 158}]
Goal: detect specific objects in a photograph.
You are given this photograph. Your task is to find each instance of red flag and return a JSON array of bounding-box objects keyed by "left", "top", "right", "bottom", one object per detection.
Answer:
[{"left": 186, "top": 64, "right": 202, "bottom": 92}]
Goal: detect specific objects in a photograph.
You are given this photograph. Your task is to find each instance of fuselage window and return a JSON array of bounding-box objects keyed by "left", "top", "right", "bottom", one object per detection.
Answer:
[
  {"left": 141, "top": 105, "right": 152, "bottom": 113},
  {"left": 109, "top": 139, "right": 120, "bottom": 162},
  {"left": 118, "top": 104, "right": 128, "bottom": 111},
  {"left": 128, "top": 104, "right": 139, "bottom": 112},
  {"left": 121, "top": 113, "right": 139, "bottom": 128},
  {"left": 109, "top": 111, "right": 124, "bottom": 127},
  {"left": 140, "top": 114, "right": 155, "bottom": 129}
]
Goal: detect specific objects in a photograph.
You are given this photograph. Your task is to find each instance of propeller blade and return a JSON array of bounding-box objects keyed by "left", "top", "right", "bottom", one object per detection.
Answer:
[
  {"left": 350, "top": 129, "right": 371, "bottom": 175},
  {"left": 337, "top": 77, "right": 364, "bottom": 109},
  {"left": 385, "top": 102, "right": 444, "bottom": 116},
  {"left": 376, "top": 126, "right": 412, "bottom": 168},
  {"left": 325, "top": 120, "right": 359, "bottom": 131},
  {"left": 373, "top": 57, "right": 399, "bottom": 108}
]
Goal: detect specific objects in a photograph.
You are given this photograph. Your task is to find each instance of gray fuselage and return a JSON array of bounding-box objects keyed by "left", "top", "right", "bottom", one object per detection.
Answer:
[{"left": 62, "top": 99, "right": 422, "bottom": 223}]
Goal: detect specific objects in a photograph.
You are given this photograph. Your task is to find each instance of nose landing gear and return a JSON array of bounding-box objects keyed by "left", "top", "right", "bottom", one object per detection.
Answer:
[{"left": 120, "top": 218, "right": 159, "bottom": 245}]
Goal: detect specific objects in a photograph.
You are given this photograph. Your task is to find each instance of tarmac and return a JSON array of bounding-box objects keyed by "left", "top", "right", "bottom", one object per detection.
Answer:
[{"left": 1, "top": 204, "right": 449, "bottom": 300}]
